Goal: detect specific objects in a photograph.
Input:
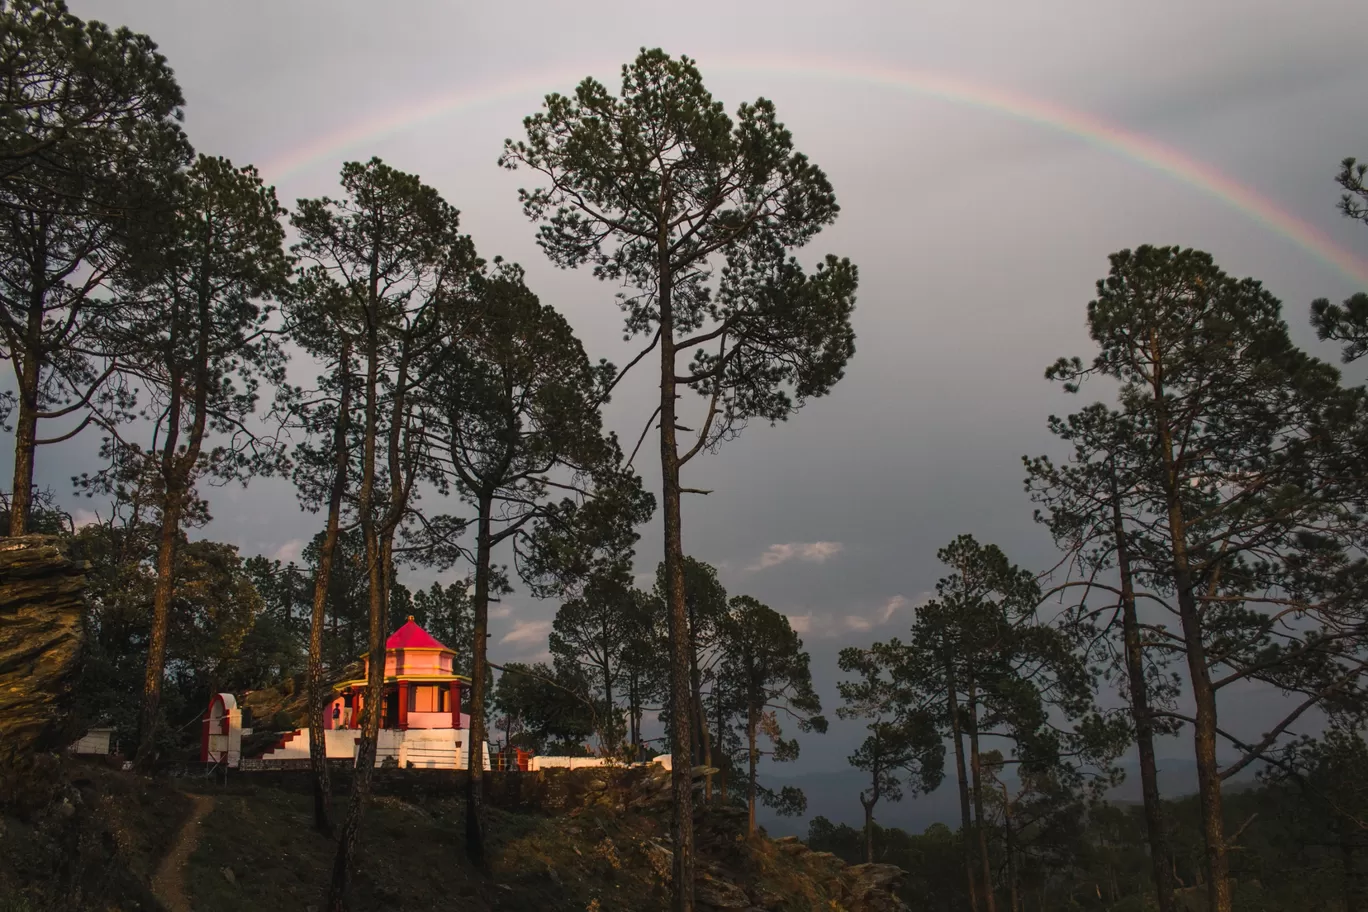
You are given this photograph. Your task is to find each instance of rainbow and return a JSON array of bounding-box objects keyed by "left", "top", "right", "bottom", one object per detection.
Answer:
[{"left": 259, "top": 55, "right": 1368, "bottom": 287}]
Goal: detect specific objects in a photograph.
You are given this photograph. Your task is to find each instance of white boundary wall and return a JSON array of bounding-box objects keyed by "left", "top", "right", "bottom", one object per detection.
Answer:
[
  {"left": 527, "top": 754, "right": 673, "bottom": 771},
  {"left": 257, "top": 728, "right": 490, "bottom": 770}
]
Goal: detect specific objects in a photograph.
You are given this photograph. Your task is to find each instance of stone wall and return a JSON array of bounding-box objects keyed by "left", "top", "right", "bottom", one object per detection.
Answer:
[{"left": 0, "top": 535, "right": 88, "bottom": 768}]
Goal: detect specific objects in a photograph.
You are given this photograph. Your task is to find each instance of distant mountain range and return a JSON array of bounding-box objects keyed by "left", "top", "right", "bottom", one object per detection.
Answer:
[{"left": 755, "top": 755, "right": 1264, "bottom": 838}]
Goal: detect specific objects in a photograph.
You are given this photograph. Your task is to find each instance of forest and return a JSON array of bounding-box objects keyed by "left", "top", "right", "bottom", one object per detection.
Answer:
[{"left": 3, "top": 3, "right": 1368, "bottom": 912}]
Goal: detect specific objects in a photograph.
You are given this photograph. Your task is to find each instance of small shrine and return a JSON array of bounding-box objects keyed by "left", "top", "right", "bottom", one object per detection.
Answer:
[{"left": 326, "top": 616, "right": 470, "bottom": 732}]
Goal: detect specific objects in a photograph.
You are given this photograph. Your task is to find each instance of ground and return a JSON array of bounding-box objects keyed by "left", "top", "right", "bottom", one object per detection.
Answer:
[
  {"left": 0, "top": 758, "right": 190, "bottom": 911},
  {"left": 150, "top": 795, "right": 213, "bottom": 912},
  {"left": 1, "top": 759, "right": 908, "bottom": 911}
]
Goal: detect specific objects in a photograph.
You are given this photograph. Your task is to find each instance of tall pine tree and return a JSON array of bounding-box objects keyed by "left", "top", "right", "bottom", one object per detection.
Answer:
[{"left": 501, "top": 49, "right": 856, "bottom": 909}]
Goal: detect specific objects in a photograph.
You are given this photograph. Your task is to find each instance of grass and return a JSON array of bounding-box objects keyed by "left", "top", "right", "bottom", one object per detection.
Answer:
[
  {"left": 3, "top": 762, "right": 875, "bottom": 911},
  {"left": 0, "top": 758, "right": 192, "bottom": 911},
  {"left": 183, "top": 783, "right": 673, "bottom": 912}
]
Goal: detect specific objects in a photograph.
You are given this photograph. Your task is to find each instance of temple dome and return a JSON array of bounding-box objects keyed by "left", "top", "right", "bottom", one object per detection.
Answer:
[{"left": 385, "top": 616, "right": 449, "bottom": 651}]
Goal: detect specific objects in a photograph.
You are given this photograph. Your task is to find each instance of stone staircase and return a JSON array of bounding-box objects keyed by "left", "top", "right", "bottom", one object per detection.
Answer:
[
  {"left": 253, "top": 727, "right": 492, "bottom": 769},
  {"left": 259, "top": 729, "right": 307, "bottom": 761}
]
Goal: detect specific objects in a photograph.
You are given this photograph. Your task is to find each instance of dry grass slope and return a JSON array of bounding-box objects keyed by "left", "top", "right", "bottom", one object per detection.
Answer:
[{"left": 2, "top": 760, "right": 909, "bottom": 911}]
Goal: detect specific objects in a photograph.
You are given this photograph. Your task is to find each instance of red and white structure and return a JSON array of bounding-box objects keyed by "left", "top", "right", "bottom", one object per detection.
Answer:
[
  {"left": 202, "top": 693, "right": 244, "bottom": 767},
  {"left": 326, "top": 616, "right": 470, "bottom": 733},
  {"left": 202, "top": 617, "right": 490, "bottom": 770}
]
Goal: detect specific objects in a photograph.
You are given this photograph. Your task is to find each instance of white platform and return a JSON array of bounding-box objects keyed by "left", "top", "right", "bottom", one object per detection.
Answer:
[{"left": 258, "top": 728, "right": 491, "bottom": 771}]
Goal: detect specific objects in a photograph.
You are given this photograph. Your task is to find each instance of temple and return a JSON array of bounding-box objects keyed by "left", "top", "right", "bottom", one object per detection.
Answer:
[
  {"left": 327, "top": 616, "right": 469, "bottom": 733},
  {"left": 204, "top": 617, "right": 490, "bottom": 771}
]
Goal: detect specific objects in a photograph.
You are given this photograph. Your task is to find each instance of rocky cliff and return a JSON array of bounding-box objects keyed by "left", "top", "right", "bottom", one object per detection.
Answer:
[
  {"left": 515, "top": 763, "right": 913, "bottom": 911},
  {"left": 0, "top": 535, "right": 88, "bottom": 767}
]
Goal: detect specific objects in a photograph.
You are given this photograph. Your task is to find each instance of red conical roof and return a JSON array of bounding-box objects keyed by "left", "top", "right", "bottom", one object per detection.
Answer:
[{"left": 386, "top": 616, "right": 449, "bottom": 651}]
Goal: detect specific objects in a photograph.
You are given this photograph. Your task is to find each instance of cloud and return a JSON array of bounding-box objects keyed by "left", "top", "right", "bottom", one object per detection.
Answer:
[
  {"left": 272, "top": 538, "right": 304, "bottom": 563},
  {"left": 784, "top": 611, "right": 877, "bottom": 638},
  {"left": 877, "top": 595, "right": 911, "bottom": 624},
  {"left": 71, "top": 509, "right": 100, "bottom": 530},
  {"left": 500, "top": 619, "right": 551, "bottom": 646},
  {"left": 746, "top": 541, "right": 845, "bottom": 572},
  {"left": 783, "top": 592, "right": 928, "bottom": 640},
  {"left": 489, "top": 603, "right": 514, "bottom": 620}
]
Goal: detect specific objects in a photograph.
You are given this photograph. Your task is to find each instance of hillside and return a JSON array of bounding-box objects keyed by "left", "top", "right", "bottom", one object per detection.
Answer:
[{"left": 0, "top": 758, "right": 910, "bottom": 911}]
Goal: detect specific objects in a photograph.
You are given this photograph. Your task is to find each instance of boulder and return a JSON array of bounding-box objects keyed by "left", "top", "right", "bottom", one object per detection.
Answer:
[
  {"left": 842, "top": 863, "right": 911, "bottom": 912},
  {"left": 696, "top": 872, "right": 751, "bottom": 909},
  {"left": 0, "top": 536, "right": 87, "bottom": 767}
]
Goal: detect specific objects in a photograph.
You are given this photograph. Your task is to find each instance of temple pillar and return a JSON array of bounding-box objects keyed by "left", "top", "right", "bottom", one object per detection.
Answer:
[
  {"left": 398, "top": 681, "right": 410, "bottom": 730},
  {"left": 354, "top": 691, "right": 363, "bottom": 730},
  {"left": 449, "top": 681, "right": 461, "bottom": 729}
]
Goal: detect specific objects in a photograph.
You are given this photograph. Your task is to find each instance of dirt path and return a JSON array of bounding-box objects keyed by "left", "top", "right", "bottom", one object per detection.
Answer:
[{"left": 152, "top": 793, "right": 215, "bottom": 912}]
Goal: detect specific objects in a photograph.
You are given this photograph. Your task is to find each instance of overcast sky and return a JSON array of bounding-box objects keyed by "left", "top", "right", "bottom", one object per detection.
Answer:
[{"left": 23, "top": 1, "right": 1368, "bottom": 774}]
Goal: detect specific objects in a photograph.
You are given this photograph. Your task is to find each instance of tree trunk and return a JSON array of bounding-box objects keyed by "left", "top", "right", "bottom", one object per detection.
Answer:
[
  {"left": 697, "top": 682, "right": 713, "bottom": 802},
  {"left": 1154, "top": 390, "right": 1230, "bottom": 912},
  {"left": 859, "top": 765, "right": 880, "bottom": 869},
  {"left": 967, "top": 686, "right": 996, "bottom": 912},
  {"left": 8, "top": 281, "right": 45, "bottom": 537},
  {"left": 1111, "top": 465, "right": 1177, "bottom": 912},
  {"left": 628, "top": 674, "right": 640, "bottom": 758},
  {"left": 325, "top": 523, "right": 387, "bottom": 911},
  {"left": 8, "top": 382, "right": 37, "bottom": 537},
  {"left": 947, "top": 667, "right": 980, "bottom": 912},
  {"left": 465, "top": 493, "right": 494, "bottom": 866},
  {"left": 326, "top": 513, "right": 388, "bottom": 911},
  {"left": 307, "top": 342, "right": 352, "bottom": 836},
  {"left": 1001, "top": 780, "right": 1019, "bottom": 912},
  {"left": 1342, "top": 820, "right": 1363, "bottom": 912},
  {"left": 716, "top": 685, "right": 727, "bottom": 802},
  {"left": 658, "top": 239, "right": 695, "bottom": 912},
  {"left": 134, "top": 491, "right": 183, "bottom": 770},
  {"left": 1181, "top": 593, "right": 1227, "bottom": 912},
  {"left": 862, "top": 797, "right": 876, "bottom": 864},
  {"left": 863, "top": 729, "right": 881, "bottom": 864},
  {"left": 746, "top": 697, "right": 758, "bottom": 836},
  {"left": 326, "top": 284, "right": 383, "bottom": 912},
  {"left": 603, "top": 659, "right": 615, "bottom": 756},
  {"left": 137, "top": 242, "right": 217, "bottom": 774}
]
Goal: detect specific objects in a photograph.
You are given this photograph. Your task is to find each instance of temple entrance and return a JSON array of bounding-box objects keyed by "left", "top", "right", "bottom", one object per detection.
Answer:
[{"left": 384, "top": 689, "right": 399, "bottom": 729}]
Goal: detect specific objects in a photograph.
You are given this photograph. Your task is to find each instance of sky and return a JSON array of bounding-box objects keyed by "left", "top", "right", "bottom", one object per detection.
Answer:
[{"left": 24, "top": 0, "right": 1368, "bottom": 779}]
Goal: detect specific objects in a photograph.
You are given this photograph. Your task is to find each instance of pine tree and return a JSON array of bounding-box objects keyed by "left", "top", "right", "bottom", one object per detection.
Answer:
[
  {"left": 550, "top": 571, "right": 639, "bottom": 754},
  {"left": 1051, "top": 245, "right": 1368, "bottom": 912},
  {"left": 717, "top": 595, "right": 826, "bottom": 834},
  {"left": 886, "top": 536, "right": 1103, "bottom": 912},
  {"left": 423, "top": 257, "right": 650, "bottom": 865},
  {"left": 501, "top": 49, "right": 857, "bottom": 909},
  {"left": 291, "top": 158, "right": 476, "bottom": 911},
  {"left": 838, "top": 643, "right": 945, "bottom": 863},
  {"left": 410, "top": 580, "right": 474, "bottom": 675},
  {"left": 1310, "top": 156, "right": 1368, "bottom": 361},
  {"left": 0, "top": 0, "right": 190, "bottom": 535},
  {"left": 81, "top": 154, "right": 289, "bottom": 771},
  {"left": 1025, "top": 403, "right": 1182, "bottom": 912},
  {"left": 653, "top": 555, "right": 729, "bottom": 795}
]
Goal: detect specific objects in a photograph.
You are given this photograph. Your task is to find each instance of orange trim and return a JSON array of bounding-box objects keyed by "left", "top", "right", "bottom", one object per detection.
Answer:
[
  {"left": 332, "top": 674, "right": 472, "bottom": 692},
  {"left": 358, "top": 646, "right": 455, "bottom": 659}
]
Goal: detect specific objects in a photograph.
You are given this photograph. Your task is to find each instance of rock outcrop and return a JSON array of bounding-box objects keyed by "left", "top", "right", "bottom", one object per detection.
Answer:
[
  {"left": 0, "top": 535, "right": 88, "bottom": 767},
  {"left": 539, "top": 763, "right": 912, "bottom": 911}
]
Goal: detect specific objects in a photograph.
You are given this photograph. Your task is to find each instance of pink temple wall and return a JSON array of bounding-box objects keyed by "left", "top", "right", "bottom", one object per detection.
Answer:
[
  {"left": 322, "top": 690, "right": 467, "bottom": 731},
  {"left": 365, "top": 649, "right": 453, "bottom": 678}
]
